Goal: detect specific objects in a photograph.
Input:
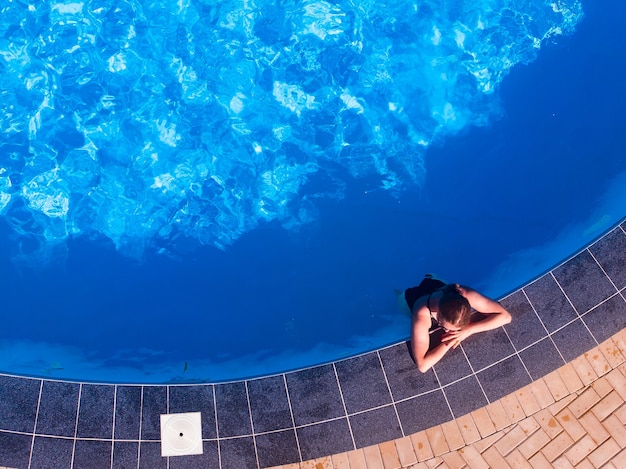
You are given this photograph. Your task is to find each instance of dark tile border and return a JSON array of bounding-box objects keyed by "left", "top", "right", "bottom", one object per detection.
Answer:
[{"left": 1, "top": 219, "right": 624, "bottom": 468}]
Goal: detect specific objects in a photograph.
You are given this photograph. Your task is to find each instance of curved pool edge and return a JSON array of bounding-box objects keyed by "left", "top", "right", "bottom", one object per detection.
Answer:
[{"left": 1, "top": 217, "right": 624, "bottom": 468}]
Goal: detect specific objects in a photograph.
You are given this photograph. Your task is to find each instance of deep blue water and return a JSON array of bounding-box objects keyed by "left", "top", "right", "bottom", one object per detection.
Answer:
[{"left": 1, "top": 0, "right": 625, "bottom": 382}]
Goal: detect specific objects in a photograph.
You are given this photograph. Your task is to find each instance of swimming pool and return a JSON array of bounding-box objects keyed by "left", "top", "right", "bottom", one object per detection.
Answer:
[{"left": 1, "top": 0, "right": 624, "bottom": 383}]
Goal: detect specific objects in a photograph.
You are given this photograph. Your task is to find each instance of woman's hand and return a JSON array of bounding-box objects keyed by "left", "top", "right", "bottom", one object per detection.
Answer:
[{"left": 441, "top": 326, "right": 474, "bottom": 349}]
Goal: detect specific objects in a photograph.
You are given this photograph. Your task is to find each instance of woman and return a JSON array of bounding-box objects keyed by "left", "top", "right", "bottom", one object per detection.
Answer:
[{"left": 406, "top": 275, "right": 512, "bottom": 373}]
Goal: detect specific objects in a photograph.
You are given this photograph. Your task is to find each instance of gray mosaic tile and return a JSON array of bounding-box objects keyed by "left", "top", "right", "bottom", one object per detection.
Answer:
[
  {"left": 444, "top": 375, "right": 488, "bottom": 418},
  {"left": 138, "top": 441, "right": 167, "bottom": 469},
  {"left": 76, "top": 384, "right": 114, "bottom": 439},
  {"left": 349, "top": 405, "right": 402, "bottom": 448},
  {"left": 286, "top": 364, "right": 345, "bottom": 426},
  {"left": 255, "top": 429, "right": 300, "bottom": 468},
  {"left": 378, "top": 342, "right": 439, "bottom": 401},
  {"left": 112, "top": 441, "right": 139, "bottom": 469},
  {"left": 335, "top": 352, "right": 392, "bottom": 414},
  {"left": 141, "top": 386, "right": 167, "bottom": 441},
  {"left": 248, "top": 374, "right": 293, "bottom": 433},
  {"left": 30, "top": 436, "right": 73, "bottom": 469},
  {"left": 581, "top": 293, "right": 626, "bottom": 343},
  {"left": 476, "top": 356, "right": 531, "bottom": 402},
  {"left": 432, "top": 341, "right": 472, "bottom": 386},
  {"left": 73, "top": 440, "right": 112, "bottom": 469},
  {"left": 553, "top": 250, "right": 616, "bottom": 314},
  {"left": 589, "top": 226, "right": 626, "bottom": 289},
  {"left": 35, "top": 380, "right": 79, "bottom": 437},
  {"left": 219, "top": 437, "right": 257, "bottom": 469},
  {"left": 463, "top": 327, "right": 516, "bottom": 372},
  {"left": 0, "top": 375, "right": 40, "bottom": 433},
  {"left": 169, "top": 384, "right": 217, "bottom": 439},
  {"left": 169, "top": 441, "right": 220, "bottom": 469},
  {"left": 501, "top": 290, "right": 547, "bottom": 350},
  {"left": 0, "top": 431, "right": 32, "bottom": 469},
  {"left": 296, "top": 418, "right": 354, "bottom": 461},
  {"left": 114, "top": 385, "right": 142, "bottom": 440},
  {"left": 519, "top": 337, "right": 565, "bottom": 380},
  {"left": 551, "top": 319, "right": 598, "bottom": 362},
  {"left": 395, "top": 390, "right": 453, "bottom": 435},
  {"left": 215, "top": 382, "right": 252, "bottom": 438},
  {"left": 524, "top": 273, "right": 578, "bottom": 333}
]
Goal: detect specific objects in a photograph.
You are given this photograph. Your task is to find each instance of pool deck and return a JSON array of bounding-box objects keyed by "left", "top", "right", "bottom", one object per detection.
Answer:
[
  {"left": 1, "top": 218, "right": 625, "bottom": 469},
  {"left": 267, "top": 328, "right": 626, "bottom": 469}
]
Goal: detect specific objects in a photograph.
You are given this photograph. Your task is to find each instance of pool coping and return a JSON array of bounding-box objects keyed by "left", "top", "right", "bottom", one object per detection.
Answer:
[{"left": 1, "top": 217, "right": 625, "bottom": 468}]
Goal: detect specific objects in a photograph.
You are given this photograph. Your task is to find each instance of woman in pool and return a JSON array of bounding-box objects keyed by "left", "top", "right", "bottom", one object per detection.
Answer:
[{"left": 406, "top": 275, "right": 512, "bottom": 373}]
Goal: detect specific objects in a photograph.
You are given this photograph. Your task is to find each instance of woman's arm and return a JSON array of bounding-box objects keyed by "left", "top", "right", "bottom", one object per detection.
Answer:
[
  {"left": 463, "top": 286, "right": 512, "bottom": 333},
  {"left": 411, "top": 307, "right": 454, "bottom": 373},
  {"left": 440, "top": 287, "right": 512, "bottom": 347}
]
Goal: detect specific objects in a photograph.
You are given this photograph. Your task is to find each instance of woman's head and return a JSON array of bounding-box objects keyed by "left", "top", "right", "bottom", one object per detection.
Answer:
[{"left": 438, "top": 284, "right": 471, "bottom": 329}]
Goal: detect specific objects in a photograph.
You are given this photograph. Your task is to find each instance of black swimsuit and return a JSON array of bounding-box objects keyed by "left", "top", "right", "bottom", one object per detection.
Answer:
[
  {"left": 426, "top": 290, "right": 436, "bottom": 315},
  {"left": 404, "top": 275, "right": 446, "bottom": 312}
]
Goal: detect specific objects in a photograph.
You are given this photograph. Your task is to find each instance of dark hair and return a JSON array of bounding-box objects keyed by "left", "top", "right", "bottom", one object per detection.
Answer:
[{"left": 438, "top": 284, "right": 471, "bottom": 327}]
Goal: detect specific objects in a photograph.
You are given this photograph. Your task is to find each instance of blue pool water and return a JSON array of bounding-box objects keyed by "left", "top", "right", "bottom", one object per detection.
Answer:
[{"left": 1, "top": 0, "right": 624, "bottom": 383}]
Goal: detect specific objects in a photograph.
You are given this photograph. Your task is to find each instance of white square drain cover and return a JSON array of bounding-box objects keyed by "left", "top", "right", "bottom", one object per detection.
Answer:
[{"left": 160, "top": 412, "right": 203, "bottom": 457}]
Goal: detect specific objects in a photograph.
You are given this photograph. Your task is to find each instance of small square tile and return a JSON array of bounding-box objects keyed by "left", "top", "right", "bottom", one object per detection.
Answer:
[
  {"left": 551, "top": 319, "right": 597, "bottom": 361},
  {"left": 168, "top": 441, "right": 219, "bottom": 469},
  {"left": 169, "top": 441, "right": 220, "bottom": 469},
  {"left": 395, "top": 389, "right": 453, "bottom": 435},
  {"left": 36, "top": 381, "right": 79, "bottom": 437},
  {"left": 463, "top": 327, "right": 516, "bottom": 372},
  {"left": 477, "top": 356, "right": 532, "bottom": 402},
  {"left": 502, "top": 291, "right": 548, "bottom": 349},
  {"left": 73, "top": 440, "right": 112, "bottom": 469},
  {"left": 30, "top": 436, "right": 73, "bottom": 469},
  {"left": 286, "top": 364, "right": 345, "bottom": 426},
  {"left": 589, "top": 226, "right": 626, "bottom": 289},
  {"left": 138, "top": 441, "right": 167, "bottom": 469},
  {"left": 553, "top": 250, "right": 617, "bottom": 314},
  {"left": 582, "top": 294, "right": 626, "bottom": 343},
  {"left": 519, "top": 337, "right": 565, "bottom": 380},
  {"left": 112, "top": 442, "right": 138, "bottom": 469},
  {"left": 378, "top": 342, "right": 439, "bottom": 400},
  {"left": 141, "top": 386, "right": 167, "bottom": 441},
  {"left": 296, "top": 418, "right": 354, "bottom": 461},
  {"left": 169, "top": 385, "right": 217, "bottom": 439},
  {"left": 255, "top": 429, "right": 300, "bottom": 468},
  {"left": 349, "top": 405, "right": 402, "bottom": 448},
  {"left": 0, "top": 375, "right": 40, "bottom": 433},
  {"left": 524, "top": 274, "right": 578, "bottom": 333},
  {"left": 431, "top": 344, "right": 472, "bottom": 386},
  {"left": 444, "top": 375, "right": 488, "bottom": 418},
  {"left": 219, "top": 437, "right": 257, "bottom": 469},
  {"left": 335, "top": 352, "right": 392, "bottom": 413},
  {"left": 215, "top": 382, "right": 252, "bottom": 438},
  {"left": 0, "top": 430, "right": 32, "bottom": 469},
  {"left": 247, "top": 375, "right": 293, "bottom": 433},
  {"left": 114, "top": 386, "right": 142, "bottom": 440},
  {"left": 76, "top": 384, "right": 115, "bottom": 439}
]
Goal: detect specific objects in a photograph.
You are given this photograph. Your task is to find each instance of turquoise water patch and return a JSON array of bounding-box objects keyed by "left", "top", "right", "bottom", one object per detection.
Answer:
[{"left": 0, "top": 0, "right": 582, "bottom": 259}]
